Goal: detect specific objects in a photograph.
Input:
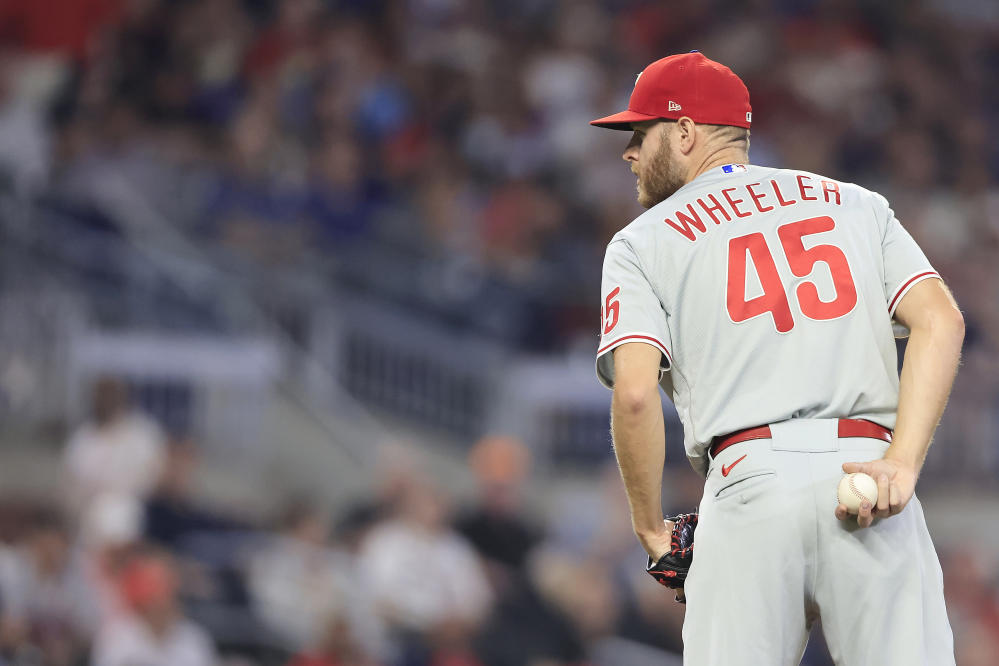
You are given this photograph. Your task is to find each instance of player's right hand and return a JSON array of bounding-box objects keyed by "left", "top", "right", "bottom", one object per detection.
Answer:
[
  {"left": 834, "top": 458, "right": 917, "bottom": 528},
  {"left": 662, "top": 518, "right": 686, "bottom": 603},
  {"left": 645, "top": 513, "right": 697, "bottom": 602}
]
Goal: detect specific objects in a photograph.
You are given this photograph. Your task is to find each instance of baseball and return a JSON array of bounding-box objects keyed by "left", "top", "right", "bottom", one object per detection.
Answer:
[{"left": 837, "top": 473, "right": 879, "bottom": 513}]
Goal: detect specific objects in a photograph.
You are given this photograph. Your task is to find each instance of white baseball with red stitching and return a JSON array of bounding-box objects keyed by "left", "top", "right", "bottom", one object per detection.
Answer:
[{"left": 837, "top": 473, "right": 879, "bottom": 513}]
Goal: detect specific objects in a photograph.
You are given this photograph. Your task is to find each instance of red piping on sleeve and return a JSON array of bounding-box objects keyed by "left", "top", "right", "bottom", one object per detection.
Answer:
[
  {"left": 889, "top": 271, "right": 939, "bottom": 313},
  {"left": 598, "top": 334, "right": 673, "bottom": 365}
]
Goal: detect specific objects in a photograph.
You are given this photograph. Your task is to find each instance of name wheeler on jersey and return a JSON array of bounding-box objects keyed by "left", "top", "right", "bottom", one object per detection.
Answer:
[{"left": 596, "top": 164, "right": 939, "bottom": 475}]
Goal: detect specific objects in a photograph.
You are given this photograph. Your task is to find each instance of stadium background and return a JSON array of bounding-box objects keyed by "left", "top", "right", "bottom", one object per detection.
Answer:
[{"left": 0, "top": 0, "right": 996, "bottom": 664}]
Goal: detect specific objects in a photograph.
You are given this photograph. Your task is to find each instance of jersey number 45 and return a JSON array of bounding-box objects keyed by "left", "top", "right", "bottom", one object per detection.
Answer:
[{"left": 726, "top": 215, "right": 857, "bottom": 333}]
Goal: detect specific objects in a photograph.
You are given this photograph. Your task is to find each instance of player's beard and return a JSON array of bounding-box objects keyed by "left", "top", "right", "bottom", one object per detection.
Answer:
[{"left": 637, "top": 131, "right": 686, "bottom": 209}]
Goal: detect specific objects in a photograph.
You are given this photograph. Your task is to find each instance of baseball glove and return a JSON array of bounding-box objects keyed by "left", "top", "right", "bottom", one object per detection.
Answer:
[{"left": 646, "top": 512, "right": 698, "bottom": 601}]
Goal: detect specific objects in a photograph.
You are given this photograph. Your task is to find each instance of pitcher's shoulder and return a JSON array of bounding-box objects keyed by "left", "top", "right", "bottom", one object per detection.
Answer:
[
  {"left": 765, "top": 166, "right": 889, "bottom": 209},
  {"left": 607, "top": 204, "right": 670, "bottom": 247}
]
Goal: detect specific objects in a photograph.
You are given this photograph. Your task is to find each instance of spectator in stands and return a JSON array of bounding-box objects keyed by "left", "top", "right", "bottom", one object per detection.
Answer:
[
  {"left": 475, "top": 562, "right": 594, "bottom": 665},
  {"left": 0, "top": 51, "right": 52, "bottom": 196},
  {"left": 142, "top": 435, "right": 256, "bottom": 619},
  {"left": 0, "top": 509, "right": 96, "bottom": 666},
  {"left": 305, "top": 132, "right": 380, "bottom": 247},
  {"left": 79, "top": 493, "right": 148, "bottom": 628},
  {"left": 454, "top": 435, "right": 539, "bottom": 577},
  {"left": 341, "top": 441, "right": 433, "bottom": 527},
  {"left": 528, "top": 548, "right": 619, "bottom": 661},
  {"left": 62, "top": 377, "right": 166, "bottom": 523},
  {"left": 286, "top": 613, "right": 383, "bottom": 666},
  {"left": 91, "top": 548, "right": 216, "bottom": 666},
  {"left": 360, "top": 481, "right": 491, "bottom": 665},
  {"left": 247, "top": 499, "right": 384, "bottom": 661},
  {"left": 144, "top": 436, "right": 243, "bottom": 551}
]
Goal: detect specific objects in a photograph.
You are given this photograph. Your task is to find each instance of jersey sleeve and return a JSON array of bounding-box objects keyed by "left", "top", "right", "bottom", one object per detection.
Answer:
[
  {"left": 881, "top": 201, "right": 939, "bottom": 319},
  {"left": 595, "top": 239, "right": 673, "bottom": 389}
]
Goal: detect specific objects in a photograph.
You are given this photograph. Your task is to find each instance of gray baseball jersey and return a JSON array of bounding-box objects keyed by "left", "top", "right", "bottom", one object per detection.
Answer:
[{"left": 596, "top": 164, "right": 939, "bottom": 475}]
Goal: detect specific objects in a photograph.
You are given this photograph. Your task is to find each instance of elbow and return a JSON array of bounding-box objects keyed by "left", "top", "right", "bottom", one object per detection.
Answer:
[
  {"left": 613, "top": 381, "right": 660, "bottom": 416},
  {"left": 915, "top": 306, "right": 965, "bottom": 351},
  {"left": 933, "top": 306, "right": 965, "bottom": 344},
  {"left": 952, "top": 308, "right": 966, "bottom": 342}
]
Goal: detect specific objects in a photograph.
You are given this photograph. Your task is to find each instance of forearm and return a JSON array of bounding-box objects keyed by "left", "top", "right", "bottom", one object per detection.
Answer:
[
  {"left": 611, "top": 387, "right": 667, "bottom": 539},
  {"left": 888, "top": 317, "right": 964, "bottom": 473}
]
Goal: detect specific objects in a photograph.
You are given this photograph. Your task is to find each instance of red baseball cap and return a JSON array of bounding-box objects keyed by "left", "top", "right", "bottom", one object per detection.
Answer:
[{"left": 590, "top": 51, "right": 752, "bottom": 130}]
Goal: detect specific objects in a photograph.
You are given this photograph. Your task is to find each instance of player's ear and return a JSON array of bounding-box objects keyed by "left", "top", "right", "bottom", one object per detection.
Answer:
[{"left": 675, "top": 117, "right": 697, "bottom": 155}]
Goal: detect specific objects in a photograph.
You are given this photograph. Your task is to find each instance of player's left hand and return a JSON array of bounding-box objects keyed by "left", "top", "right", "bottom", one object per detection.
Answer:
[{"left": 835, "top": 458, "right": 918, "bottom": 528}]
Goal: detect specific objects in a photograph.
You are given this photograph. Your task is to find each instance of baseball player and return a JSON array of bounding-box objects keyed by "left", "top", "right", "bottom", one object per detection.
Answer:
[{"left": 591, "top": 51, "right": 963, "bottom": 665}]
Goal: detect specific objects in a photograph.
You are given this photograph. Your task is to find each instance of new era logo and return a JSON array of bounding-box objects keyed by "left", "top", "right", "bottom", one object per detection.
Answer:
[
  {"left": 668, "top": 101, "right": 682, "bottom": 112},
  {"left": 746, "top": 111, "right": 752, "bottom": 122}
]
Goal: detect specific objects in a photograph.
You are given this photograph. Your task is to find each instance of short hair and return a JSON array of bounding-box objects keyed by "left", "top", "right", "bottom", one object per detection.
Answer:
[{"left": 706, "top": 123, "right": 750, "bottom": 151}]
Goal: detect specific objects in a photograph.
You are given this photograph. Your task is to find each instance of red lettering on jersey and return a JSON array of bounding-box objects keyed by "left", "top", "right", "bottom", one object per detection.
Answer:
[
  {"left": 771, "top": 179, "right": 796, "bottom": 206},
  {"left": 698, "top": 194, "right": 731, "bottom": 225},
  {"left": 821, "top": 180, "right": 841, "bottom": 205},
  {"left": 777, "top": 216, "right": 857, "bottom": 320},
  {"left": 603, "top": 287, "right": 621, "bottom": 334},
  {"left": 727, "top": 233, "right": 795, "bottom": 333},
  {"left": 722, "top": 187, "right": 752, "bottom": 218},
  {"left": 746, "top": 182, "right": 773, "bottom": 213},
  {"left": 664, "top": 204, "right": 706, "bottom": 241},
  {"left": 797, "top": 174, "right": 817, "bottom": 201}
]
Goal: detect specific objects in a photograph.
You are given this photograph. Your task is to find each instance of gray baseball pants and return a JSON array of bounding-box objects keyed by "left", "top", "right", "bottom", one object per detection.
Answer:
[{"left": 682, "top": 418, "right": 954, "bottom": 665}]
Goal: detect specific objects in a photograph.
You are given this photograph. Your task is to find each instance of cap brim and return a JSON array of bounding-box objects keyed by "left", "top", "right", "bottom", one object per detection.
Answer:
[{"left": 589, "top": 109, "right": 661, "bottom": 130}]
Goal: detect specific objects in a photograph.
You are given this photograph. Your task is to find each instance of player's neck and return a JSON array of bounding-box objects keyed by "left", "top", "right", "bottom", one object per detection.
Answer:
[{"left": 685, "top": 149, "right": 750, "bottom": 184}]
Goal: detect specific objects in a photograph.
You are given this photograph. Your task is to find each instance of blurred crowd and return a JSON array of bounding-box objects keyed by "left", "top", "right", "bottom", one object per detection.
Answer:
[
  {"left": 0, "top": 0, "right": 995, "bottom": 407},
  {"left": 0, "top": 377, "right": 996, "bottom": 665},
  {"left": 0, "top": 0, "right": 997, "bottom": 463},
  {"left": 0, "top": 377, "right": 695, "bottom": 666},
  {"left": 0, "top": 0, "right": 998, "bottom": 664},
  {"left": 0, "top": 0, "right": 996, "bottom": 346}
]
